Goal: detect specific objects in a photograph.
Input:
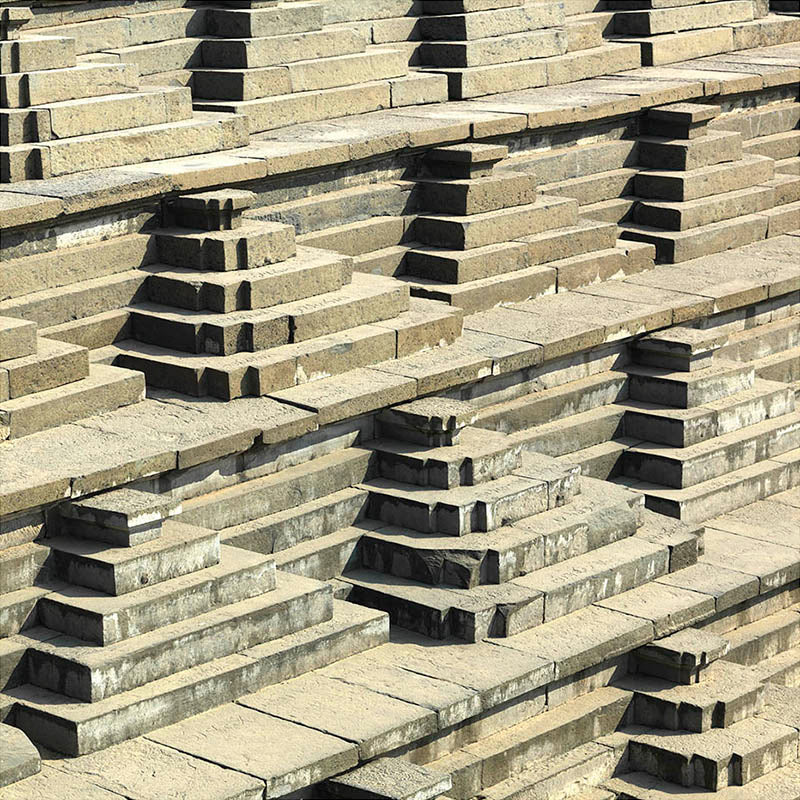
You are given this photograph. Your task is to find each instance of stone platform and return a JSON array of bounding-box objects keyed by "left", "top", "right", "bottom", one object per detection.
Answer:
[{"left": 1, "top": 1, "right": 800, "bottom": 798}]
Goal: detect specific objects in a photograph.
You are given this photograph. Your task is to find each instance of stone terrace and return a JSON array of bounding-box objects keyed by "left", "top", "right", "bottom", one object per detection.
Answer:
[{"left": 1, "top": 2, "right": 800, "bottom": 798}]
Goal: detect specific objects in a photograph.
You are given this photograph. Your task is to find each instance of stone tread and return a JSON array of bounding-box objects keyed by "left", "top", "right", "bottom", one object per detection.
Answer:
[{"left": 723, "top": 605, "right": 800, "bottom": 666}]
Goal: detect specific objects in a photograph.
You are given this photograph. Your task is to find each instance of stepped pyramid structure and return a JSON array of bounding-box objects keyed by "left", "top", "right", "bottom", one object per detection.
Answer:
[
  {"left": 0, "top": 485, "right": 388, "bottom": 757},
  {"left": 193, "top": 0, "right": 447, "bottom": 134},
  {"left": 415, "top": 0, "right": 640, "bottom": 98},
  {"left": 0, "top": 6, "right": 247, "bottom": 182},
  {"left": 622, "top": 103, "right": 800, "bottom": 261},
  {"left": 340, "top": 397, "right": 704, "bottom": 643},
  {"left": 0, "top": 315, "right": 144, "bottom": 440},
  {"left": 403, "top": 142, "right": 656, "bottom": 313},
  {"left": 100, "top": 188, "right": 462, "bottom": 399}
]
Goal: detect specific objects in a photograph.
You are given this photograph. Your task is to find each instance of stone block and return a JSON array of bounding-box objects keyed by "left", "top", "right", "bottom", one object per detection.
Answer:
[{"left": 0, "top": 316, "right": 36, "bottom": 363}]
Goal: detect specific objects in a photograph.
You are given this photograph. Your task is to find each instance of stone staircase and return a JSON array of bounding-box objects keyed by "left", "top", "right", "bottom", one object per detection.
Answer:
[
  {"left": 614, "top": 325, "right": 800, "bottom": 522},
  {"left": 400, "top": 142, "right": 655, "bottom": 314},
  {"left": 322, "top": 396, "right": 704, "bottom": 643},
  {"left": 415, "top": 0, "right": 639, "bottom": 99},
  {"left": 0, "top": 6, "right": 247, "bottom": 182},
  {"left": 0, "top": 485, "right": 389, "bottom": 757},
  {"left": 90, "top": 187, "right": 461, "bottom": 399},
  {"left": 193, "top": 0, "right": 446, "bottom": 134},
  {"left": 0, "top": 315, "right": 144, "bottom": 440},
  {"left": 621, "top": 102, "right": 800, "bottom": 262}
]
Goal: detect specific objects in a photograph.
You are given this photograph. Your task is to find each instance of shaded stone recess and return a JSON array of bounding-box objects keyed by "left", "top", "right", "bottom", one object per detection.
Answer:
[{"left": 1, "top": 2, "right": 800, "bottom": 798}]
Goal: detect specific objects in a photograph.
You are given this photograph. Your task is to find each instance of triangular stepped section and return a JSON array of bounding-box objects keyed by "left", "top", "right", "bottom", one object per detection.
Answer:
[
  {"left": 0, "top": 315, "right": 144, "bottom": 440},
  {"left": 0, "top": 486, "right": 389, "bottom": 756},
  {"left": 621, "top": 103, "right": 797, "bottom": 262},
  {"left": 332, "top": 396, "right": 702, "bottom": 642},
  {"left": 415, "top": 0, "right": 639, "bottom": 99},
  {"left": 0, "top": 8, "right": 247, "bottom": 182},
  {"left": 193, "top": 0, "right": 447, "bottom": 134},
  {"left": 98, "top": 188, "right": 463, "bottom": 400},
  {"left": 401, "top": 142, "right": 656, "bottom": 315},
  {"left": 612, "top": 325, "right": 800, "bottom": 523}
]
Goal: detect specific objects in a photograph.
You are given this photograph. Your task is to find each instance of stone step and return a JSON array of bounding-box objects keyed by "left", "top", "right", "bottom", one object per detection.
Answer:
[
  {"left": 144, "top": 246, "right": 352, "bottom": 313},
  {"left": 417, "top": 172, "right": 540, "bottom": 217},
  {"left": 0, "top": 542, "right": 49, "bottom": 595},
  {"left": 540, "top": 168, "right": 638, "bottom": 207},
  {"left": 110, "top": 301, "right": 454, "bottom": 400},
  {"left": 618, "top": 454, "right": 796, "bottom": 523},
  {"left": 419, "top": 2, "right": 565, "bottom": 41},
  {"left": 368, "top": 426, "right": 523, "bottom": 489},
  {"left": 325, "top": 758, "right": 452, "bottom": 800},
  {"left": 474, "top": 371, "right": 628, "bottom": 434},
  {"left": 404, "top": 219, "right": 618, "bottom": 284},
  {"left": 622, "top": 379, "right": 797, "bottom": 448},
  {"left": 560, "top": 439, "right": 634, "bottom": 480},
  {"left": 0, "top": 62, "right": 139, "bottom": 109},
  {"left": 512, "top": 405, "right": 628, "bottom": 459},
  {"left": 626, "top": 360, "right": 756, "bottom": 409},
  {"left": 0, "top": 337, "right": 88, "bottom": 400},
  {"left": 205, "top": 2, "right": 324, "bottom": 38},
  {"left": 637, "top": 131, "right": 743, "bottom": 172},
  {"left": 18, "top": 87, "right": 192, "bottom": 144},
  {"left": 404, "top": 260, "right": 556, "bottom": 314},
  {"left": 272, "top": 525, "right": 364, "bottom": 581},
  {"left": 566, "top": 17, "right": 606, "bottom": 51},
  {"left": 635, "top": 154, "right": 775, "bottom": 202},
  {"left": 200, "top": 27, "right": 365, "bottom": 68},
  {"left": 22, "top": 571, "right": 332, "bottom": 702},
  {"left": 620, "top": 213, "right": 770, "bottom": 262},
  {"left": 0, "top": 317, "right": 36, "bottom": 362},
  {"left": 129, "top": 273, "right": 410, "bottom": 355},
  {"left": 194, "top": 48, "right": 408, "bottom": 101},
  {"left": 606, "top": 761, "right": 800, "bottom": 800},
  {"left": 37, "top": 545, "right": 275, "bottom": 646},
  {"left": 297, "top": 216, "right": 407, "bottom": 256},
  {"left": 0, "top": 270, "right": 147, "bottom": 330},
  {"left": 717, "top": 316, "right": 800, "bottom": 367},
  {"left": 723, "top": 607, "right": 800, "bottom": 667},
  {"left": 754, "top": 344, "right": 800, "bottom": 385},
  {"left": 342, "top": 566, "right": 545, "bottom": 641},
  {"left": 46, "top": 520, "right": 220, "bottom": 597},
  {"left": 634, "top": 184, "right": 776, "bottom": 231},
  {"left": 479, "top": 742, "right": 617, "bottom": 800},
  {"left": 194, "top": 78, "right": 396, "bottom": 135},
  {"left": 360, "top": 476, "right": 640, "bottom": 589},
  {"left": 0, "top": 723, "right": 40, "bottom": 790},
  {"left": 182, "top": 448, "right": 371, "bottom": 531},
  {"left": 424, "top": 687, "right": 632, "bottom": 798},
  {"left": 0, "top": 363, "right": 145, "bottom": 441},
  {"left": 743, "top": 130, "right": 800, "bottom": 162},
  {"left": 415, "top": 196, "right": 578, "bottom": 250},
  {"left": 4, "top": 112, "right": 249, "bottom": 182},
  {"left": 776, "top": 156, "right": 800, "bottom": 175},
  {"left": 611, "top": 0, "right": 755, "bottom": 36},
  {"left": 361, "top": 471, "right": 557, "bottom": 536},
  {"left": 624, "top": 410, "right": 800, "bottom": 489},
  {"left": 751, "top": 642, "right": 800, "bottom": 686},
  {"left": 427, "top": 57, "right": 550, "bottom": 99},
  {"left": 154, "top": 219, "right": 296, "bottom": 273},
  {"left": 511, "top": 536, "right": 669, "bottom": 623},
  {"left": 3, "top": 600, "right": 388, "bottom": 756},
  {"left": 622, "top": 660, "right": 764, "bottom": 734},
  {"left": 628, "top": 716, "right": 798, "bottom": 791},
  {"left": 420, "top": 28, "right": 567, "bottom": 68}
]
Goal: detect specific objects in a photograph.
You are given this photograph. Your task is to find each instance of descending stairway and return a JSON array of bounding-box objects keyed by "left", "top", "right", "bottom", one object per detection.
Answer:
[
  {"left": 0, "top": 6, "right": 247, "bottom": 182},
  {"left": 621, "top": 102, "right": 800, "bottom": 261},
  {"left": 94, "top": 187, "right": 462, "bottom": 399},
  {"left": 0, "top": 486, "right": 388, "bottom": 756}
]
